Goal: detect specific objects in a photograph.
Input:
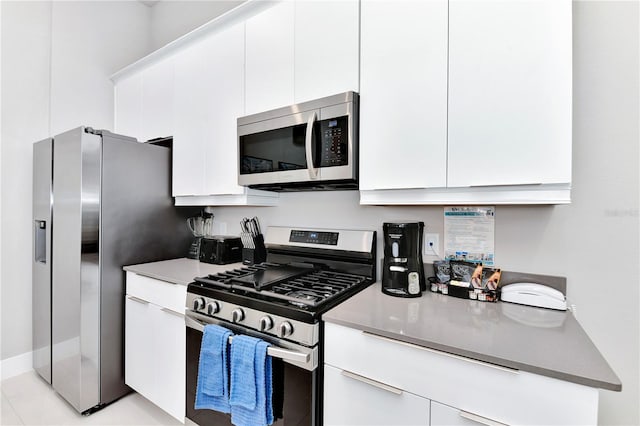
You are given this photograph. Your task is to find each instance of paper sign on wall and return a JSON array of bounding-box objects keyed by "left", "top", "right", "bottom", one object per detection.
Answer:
[{"left": 444, "top": 206, "right": 495, "bottom": 266}]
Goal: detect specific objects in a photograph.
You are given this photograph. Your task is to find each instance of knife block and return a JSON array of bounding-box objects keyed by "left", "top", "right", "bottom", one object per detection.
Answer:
[{"left": 242, "top": 234, "right": 267, "bottom": 265}]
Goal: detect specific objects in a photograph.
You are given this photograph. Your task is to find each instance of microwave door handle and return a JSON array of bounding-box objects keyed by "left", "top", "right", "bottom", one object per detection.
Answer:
[{"left": 305, "top": 112, "right": 318, "bottom": 179}]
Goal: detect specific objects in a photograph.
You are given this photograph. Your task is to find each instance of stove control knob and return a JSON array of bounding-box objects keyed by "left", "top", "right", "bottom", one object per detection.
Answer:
[
  {"left": 278, "top": 321, "right": 294, "bottom": 338},
  {"left": 206, "top": 301, "right": 220, "bottom": 315},
  {"left": 231, "top": 308, "right": 245, "bottom": 323},
  {"left": 259, "top": 316, "right": 274, "bottom": 332},
  {"left": 193, "top": 297, "right": 205, "bottom": 311}
]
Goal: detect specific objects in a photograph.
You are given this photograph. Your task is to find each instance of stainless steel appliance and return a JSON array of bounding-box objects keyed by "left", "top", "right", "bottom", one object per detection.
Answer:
[
  {"left": 237, "top": 92, "right": 359, "bottom": 191},
  {"left": 32, "top": 126, "right": 191, "bottom": 414},
  {"left": 185, "top": 226, "right": 376, "bottom": 426},
  {"left": 382, "top": 222, "right": 426, "bottom": 298}
]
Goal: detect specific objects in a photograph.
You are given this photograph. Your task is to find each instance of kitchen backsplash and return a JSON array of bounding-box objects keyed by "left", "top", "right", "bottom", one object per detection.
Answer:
[{"left": 205, "top": 190, "right": 566, "bottom": 280}]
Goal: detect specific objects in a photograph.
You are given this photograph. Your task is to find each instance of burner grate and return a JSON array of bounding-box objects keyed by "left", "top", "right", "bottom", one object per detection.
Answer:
[{"left": 194, "top": 264, "right": 369, "bottom": 309}]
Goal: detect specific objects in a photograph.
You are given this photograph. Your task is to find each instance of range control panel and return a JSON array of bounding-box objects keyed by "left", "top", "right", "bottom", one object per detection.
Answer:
[{"left": 289, "top": 230, "right": 339, "bottom": 246}]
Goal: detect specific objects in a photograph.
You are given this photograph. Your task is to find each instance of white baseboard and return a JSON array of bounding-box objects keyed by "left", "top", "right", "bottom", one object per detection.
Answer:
[{"left": 1, "top": 351, "right": 33, "bottom": 381}]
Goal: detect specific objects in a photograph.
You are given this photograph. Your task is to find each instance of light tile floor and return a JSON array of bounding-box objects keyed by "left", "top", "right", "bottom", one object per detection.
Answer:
[{"left": 1, "top": 372, "right": 182, "bottom": 425}]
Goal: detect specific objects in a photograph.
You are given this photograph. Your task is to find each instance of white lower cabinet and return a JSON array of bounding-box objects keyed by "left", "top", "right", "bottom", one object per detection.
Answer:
[
  {"left": 125, "top": 272, "right": 186, "bottom": 423},
  {"left": 324, "top": 365, "right": 430, "bottom": 426},
  {"left": 324, "top": 322, "right": 599, "bottom": 426}
]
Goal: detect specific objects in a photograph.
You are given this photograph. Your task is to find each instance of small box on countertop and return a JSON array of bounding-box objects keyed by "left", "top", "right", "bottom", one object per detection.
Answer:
[
  {"left": 199, "top": 236, "right": 242, "bottom": 265},
  {"left": 429, "top": 261, "right": 501, "bottom": 302}
]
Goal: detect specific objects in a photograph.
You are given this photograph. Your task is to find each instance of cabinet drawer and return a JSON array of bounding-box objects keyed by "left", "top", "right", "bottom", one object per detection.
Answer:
[
  {"left": 324, "top": 322, "right": 598, "bottom": 425},
  {"left": 324, "top": 364, "right": 429, "bottom": 426},
  {"left": 126, "top": 271, "right": 186, "bottom": 313}
]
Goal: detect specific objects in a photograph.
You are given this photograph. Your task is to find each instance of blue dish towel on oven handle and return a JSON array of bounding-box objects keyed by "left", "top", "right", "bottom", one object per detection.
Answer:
[
  {"left": 195, "top": 324, "right": 233, "bottom": 413},
  {"left": 229, "top": 335, "right": 274, "bottom": 426}
]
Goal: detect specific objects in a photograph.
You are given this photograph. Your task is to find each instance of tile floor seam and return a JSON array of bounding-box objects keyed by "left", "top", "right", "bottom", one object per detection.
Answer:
[{"left": 1, "top": 388, "right": 26, "bottom": 425}]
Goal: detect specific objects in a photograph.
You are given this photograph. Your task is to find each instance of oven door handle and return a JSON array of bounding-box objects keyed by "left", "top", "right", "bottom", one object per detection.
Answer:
[{"left": 185, "top": 315, "right": 311, "bottom": 365}]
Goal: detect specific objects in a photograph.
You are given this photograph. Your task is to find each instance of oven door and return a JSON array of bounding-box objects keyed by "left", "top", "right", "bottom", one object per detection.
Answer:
[{"left": 185, "top": 313, "right": 320, "bottom": 426}]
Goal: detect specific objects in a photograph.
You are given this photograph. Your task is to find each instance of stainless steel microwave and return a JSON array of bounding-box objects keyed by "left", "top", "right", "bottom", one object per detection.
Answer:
[{"left": 237, "top": 91, "right": 359, "bottom": 191}]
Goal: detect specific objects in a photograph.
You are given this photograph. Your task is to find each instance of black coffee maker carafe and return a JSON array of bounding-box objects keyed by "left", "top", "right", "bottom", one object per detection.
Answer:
[{"left": 382, "top": 222, "right": 425, "bottom": 297}]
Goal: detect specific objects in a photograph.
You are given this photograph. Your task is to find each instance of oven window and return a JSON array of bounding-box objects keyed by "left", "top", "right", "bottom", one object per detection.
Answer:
[
  {"left": 239, "top": 124, "right": 308, "bottom": 175},
  {"left": 186, "top": 327, "right": 316, "bottom": 426}
]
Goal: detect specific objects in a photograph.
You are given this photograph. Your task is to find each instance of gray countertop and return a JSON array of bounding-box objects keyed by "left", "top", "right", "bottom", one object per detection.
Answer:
[
  {"left": 323, "top": 282, "right": 621, "bottom": 391},
  {"left": 123, "top": 258, "right": 245, "bottom": 285}
]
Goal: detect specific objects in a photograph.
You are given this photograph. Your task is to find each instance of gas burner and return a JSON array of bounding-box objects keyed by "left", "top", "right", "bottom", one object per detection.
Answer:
[{"left": 284, "top": 290, "right": 324, "bottom": 307}]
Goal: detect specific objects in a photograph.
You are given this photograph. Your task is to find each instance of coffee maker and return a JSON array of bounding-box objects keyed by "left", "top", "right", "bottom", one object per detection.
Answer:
[{"left": 382, "top": 222, "right": 426, "bottom": 297}]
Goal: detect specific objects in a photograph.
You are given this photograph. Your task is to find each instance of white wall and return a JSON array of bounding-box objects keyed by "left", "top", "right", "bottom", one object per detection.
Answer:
[
  {"left": 0, "top": 1, "right": 151, "bottom": 366},
  {"left": 0, "top": 0, "right": 54, "bottom": 368},
  {"left": 49, "top": 2, "right": 151, "bottom": 135},
  {"left": 148, "top": 0, "right": 244, "bottom": 51}
]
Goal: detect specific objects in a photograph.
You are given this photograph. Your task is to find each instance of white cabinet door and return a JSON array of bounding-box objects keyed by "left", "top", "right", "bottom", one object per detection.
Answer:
[
  {"left": 324, "top": 365, "right": 430, "bottom": 426},
  {"left": 124, "top": 296, "right": 155, "bottom": 397},
  {"left": 245, "top": 1, "right": 295, "bottom": 115},
  {"left": 447, "top": 0, "right": 572, "bottom": 188},
  {"left": 141, "top": 57, "right": 175, "bottom": 142},
  {"left": 114, "top": 73, "right": 142, "bottom": 141},
  {"left": 125, "top": 275, "right": 186, "bottom": 423},
  {"left": 359, "top": 0, "right": 448, "bottom": 191},
  {"left": 173, "top": 24, "right": 246, "bottom": 197},
  {"left": 155, "top": 306, "right": 186, "bottom": 422},
  {"left": 431, "top": 401, "right": 502, "bottom": 426},
  {"left": 294, "top": 0, "right": 359, "bottom": 103},
  {"left": 201, "top": 24, "right": 246, "bottom": 196},
  {"left": 173, "top": 41, "right": 210, "bottom": 197},
  {"left": 115, "top": 58, "right": 174, "bottom": 143}
]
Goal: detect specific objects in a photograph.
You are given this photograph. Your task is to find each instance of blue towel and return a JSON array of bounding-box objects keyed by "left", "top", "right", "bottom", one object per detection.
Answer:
[
  {"left": 229, "top": 335, "right": 274, "bottom": 426},
  {"left": 195, "top": 324, "right": 233, "bottom": 413}
]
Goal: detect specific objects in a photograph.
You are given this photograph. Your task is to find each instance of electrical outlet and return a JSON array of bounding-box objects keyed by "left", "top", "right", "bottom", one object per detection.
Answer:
[{"left": 424, "top": 233, "right": 440, "bottom": 257}]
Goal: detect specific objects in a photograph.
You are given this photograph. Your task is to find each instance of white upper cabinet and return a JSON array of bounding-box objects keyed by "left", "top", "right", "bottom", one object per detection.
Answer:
[
  {"left": 360, "top": 0, "right": 572, "bottom": 205},
  {"left": 140, "top": 58, "right": 175, "bottom": 142},
  {"left": 359, "top": 0, "right": 448, "bottom": 191},
  {"left": 172, "top": 41, "right": 208, "bottom": 197},
  {"left": 201, "top": 25, "right": 246, "bottom": 196},
  {"left": 245, "top": 0, "right": 360, "bottom": 114},
  {"left": 114, "top": 72, "right": 142, "bottom": 140},
  {"left": 447, "top": 0, "right": 572, "bottom": 188},
  {"left": 245, "top": 1, "right": 295, "bottom": 115},
  {"left": 294, "top": 0, "right": 360, "bottom": 103},
  {"left": 173, "top": 24, "right": 246, "bottom": 197},
  {"left": 114, "top": 57, "right": 174, "bottom": 142}
]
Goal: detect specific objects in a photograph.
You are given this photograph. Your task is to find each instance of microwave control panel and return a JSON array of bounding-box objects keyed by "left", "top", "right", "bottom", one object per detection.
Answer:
[{"left": 319, "top": 116, "right": 348, "bottom": 167}]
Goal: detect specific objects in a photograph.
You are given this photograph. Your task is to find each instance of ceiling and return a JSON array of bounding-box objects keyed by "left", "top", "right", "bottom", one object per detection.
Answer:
[{"left": 139, "top": 1, "right": 159, "bottom": 7}]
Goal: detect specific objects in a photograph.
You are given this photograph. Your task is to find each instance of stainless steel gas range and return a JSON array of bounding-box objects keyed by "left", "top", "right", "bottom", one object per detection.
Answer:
[{"left": 185, "top": 226, "right": 376, "bottom": 426}]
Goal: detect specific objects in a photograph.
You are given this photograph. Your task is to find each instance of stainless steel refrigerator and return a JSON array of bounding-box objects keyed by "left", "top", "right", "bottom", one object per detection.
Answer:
[{"left": 32, "top": 126, "right": 191, "bottom": 414}]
